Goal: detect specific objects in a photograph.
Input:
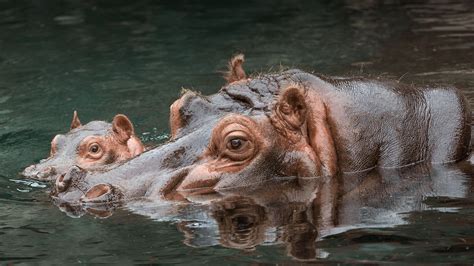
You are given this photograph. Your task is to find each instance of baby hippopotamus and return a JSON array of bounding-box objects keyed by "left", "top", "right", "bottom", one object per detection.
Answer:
[{"left": 22, "top": 111, "right": 145, "bottom": 181}]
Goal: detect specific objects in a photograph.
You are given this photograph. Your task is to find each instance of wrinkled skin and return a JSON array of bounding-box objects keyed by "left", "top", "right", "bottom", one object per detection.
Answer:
[
  {"left": 52, "top": 55, "right": 472, "bottom": 205},
  {"left": 22, "top": 112, "right": 144, "bottom": 181}
]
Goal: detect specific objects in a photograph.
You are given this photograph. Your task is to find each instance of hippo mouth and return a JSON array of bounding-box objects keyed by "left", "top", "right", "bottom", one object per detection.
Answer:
[{"left": 176, "top": 175, "right": 220, "bottom": 195}]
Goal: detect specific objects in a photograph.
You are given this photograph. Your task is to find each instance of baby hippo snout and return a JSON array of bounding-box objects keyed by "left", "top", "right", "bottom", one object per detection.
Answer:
[{"left": 22, "top": 165, "right": 56, "bottom": 180}]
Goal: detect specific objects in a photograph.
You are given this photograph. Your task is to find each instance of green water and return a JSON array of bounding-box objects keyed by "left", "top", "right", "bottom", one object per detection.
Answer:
[{"left": 1, "top": 0, "right": 474, "bottom": 264}]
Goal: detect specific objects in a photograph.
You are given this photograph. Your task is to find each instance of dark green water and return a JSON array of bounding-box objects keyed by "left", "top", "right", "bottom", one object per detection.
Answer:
[{"left": 1, "top": 0, "right": 474, "bottom": 264}]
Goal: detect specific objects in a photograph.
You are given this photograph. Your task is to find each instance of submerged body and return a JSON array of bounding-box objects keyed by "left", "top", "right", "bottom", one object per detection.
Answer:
[{"left": 52, "top": 56, "right": 472, "bottom": 204}]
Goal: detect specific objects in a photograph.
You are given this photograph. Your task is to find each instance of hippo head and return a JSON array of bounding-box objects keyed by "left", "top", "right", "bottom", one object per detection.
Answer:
[
  {"left": 176, "top": 85, "right": 337, "bottom": 195},
  {"left": 22, "top": 111, "right": 145, "bottom": 181}
]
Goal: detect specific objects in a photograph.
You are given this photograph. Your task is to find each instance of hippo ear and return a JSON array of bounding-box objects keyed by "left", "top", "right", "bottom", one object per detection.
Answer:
[
  {"left": 112, "top": 114, "right": 145, "bottom": 156},
  {"left": 304, "top": 90, "right": 338, "bottom": 176},
  {"left": 275, "top": 86, "right": 308, "bottom": 129},
  {"left": 112, "top": 114, "right": 135, "bottom": 143},
  {"left": 224, "top": 53, "right": 246, "bottom": 83},
  {"left": 274, "top": 86, "right": 338, "bottom": 176},
  {"left": 70, "top": 111, "right": 82, "bottom": 130}
]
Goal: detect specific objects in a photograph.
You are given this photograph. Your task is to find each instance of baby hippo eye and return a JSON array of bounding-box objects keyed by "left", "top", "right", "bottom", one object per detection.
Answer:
[
  {"left": 89, "top": 144, "right": 101, "bottom": 154},
  {"left": 82, "top": 140, "right": 104, "bottom": 160}
]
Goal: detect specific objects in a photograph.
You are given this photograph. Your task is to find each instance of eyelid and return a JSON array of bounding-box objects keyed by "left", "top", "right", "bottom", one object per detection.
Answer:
[
  {"left": 88, "top": 143, "right": 101, "bottom": 150},
  {"left": 89, "top": 144, "right": 99, "bottom": 151},
  {"left": 210, "top": 121, "right": 257, "bottom": 159},
  {"left": 223, "top": 130, "right": 249, "bottom": 141}
]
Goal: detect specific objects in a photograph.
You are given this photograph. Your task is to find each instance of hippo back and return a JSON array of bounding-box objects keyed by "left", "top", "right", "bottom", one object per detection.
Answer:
[{"left": 281, "top": 71, "right": 471, "bottom": 171}]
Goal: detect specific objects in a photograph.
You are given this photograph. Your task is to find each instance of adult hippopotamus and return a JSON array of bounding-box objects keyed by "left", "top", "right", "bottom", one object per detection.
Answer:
[
  {"left": 51, "top": 54, "right": 472, "bottom": 204},
  {"left": 21, "top": 112, "right": 145, "bottom": 181}
]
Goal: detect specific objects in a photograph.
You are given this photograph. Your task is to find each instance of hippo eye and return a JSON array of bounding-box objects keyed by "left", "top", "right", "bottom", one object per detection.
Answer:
[
  {"left": 82, "top": 140, "right": 105, "bottom": 160},
  {"left": 222, "top": 131, "right": 255, "bottom": 161},
  {"left": 89, "top": 144, "right": 101, "bottom": 154},
  {"left": 227, "top": 138, "right": 246, "bottom": 150}
]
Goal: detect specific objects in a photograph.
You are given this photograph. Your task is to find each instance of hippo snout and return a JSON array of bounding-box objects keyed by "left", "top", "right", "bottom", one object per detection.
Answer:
[
  {"left": 52, "top": 165, "right": 123, "bottom": 205},
  {"left": 22, "top": 164, "right": 57, "bottom": 180}
]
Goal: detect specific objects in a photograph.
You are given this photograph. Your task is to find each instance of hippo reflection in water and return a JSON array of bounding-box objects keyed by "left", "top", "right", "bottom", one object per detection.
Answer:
[
  {"left": 56, "top": 160, "right": 474, "bottom": 261},
  {"left": 51, "top": 54, "right": 472, "bottom": 204},
  {"left": 21, "top": 112, "right": 145, "bottom": 181},
  {"left": 176, "top": 161, "right": 474, "bottom": 260}
]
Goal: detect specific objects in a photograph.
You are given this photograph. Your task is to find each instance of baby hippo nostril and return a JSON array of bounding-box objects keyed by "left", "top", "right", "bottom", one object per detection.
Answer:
[{"left": 37, "top": 166, "right": 56, "bottom": 180}]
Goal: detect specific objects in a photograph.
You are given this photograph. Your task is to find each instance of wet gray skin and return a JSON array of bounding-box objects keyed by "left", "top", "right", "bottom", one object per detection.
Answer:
[
  {"left": 52, "top": 68, "right": 472, "bottom": 206},
  {"left": 22, "top": 120, "right": 111, "bottom": 181}
]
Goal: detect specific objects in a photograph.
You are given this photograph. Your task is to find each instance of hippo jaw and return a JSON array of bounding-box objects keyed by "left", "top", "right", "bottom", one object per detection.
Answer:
[
  {"left": 52, "top": 192, "right": 122, "bottom": 219},
  {"left": 51, "top": 181, "right": 124, "bottom": 218}
]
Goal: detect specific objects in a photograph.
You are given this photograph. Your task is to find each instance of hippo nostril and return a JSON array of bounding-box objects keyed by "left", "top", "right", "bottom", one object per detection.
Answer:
[
  {"left": 84, "top": 184, "right": 111, "bottom": 199},
  {"left": 55, "top": 173, "right": 70, "bottom": 193},
  {"left": 80, "top": 184, "right": 122, "bottom": 204},
  {"left": 55, "top": 166, "right": 87, "bottom": 193},
  {"left": 37, "top": 166, "right": 56, "bottom": 180},
  {"left": 58, "top": 173, "right": 65, "bottom": 183},
  {"left": 69, "top": 165, "right": 84, "bottom": 175}
]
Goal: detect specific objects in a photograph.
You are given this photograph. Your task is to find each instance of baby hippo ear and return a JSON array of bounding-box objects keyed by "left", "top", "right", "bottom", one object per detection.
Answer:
[
  {"left": 112, "top": 114, "right": 144, "bottom": 156},
  {"left": 276, "top": 86, "right": 308, "bottom": 129},
  {"left": 112, "top": 114, "right": 134, "bottom": 143},
  {"left": 70, "top": 110, "right": 82, "bottom": 130}
]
